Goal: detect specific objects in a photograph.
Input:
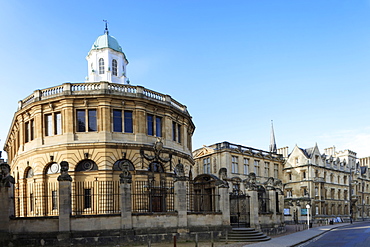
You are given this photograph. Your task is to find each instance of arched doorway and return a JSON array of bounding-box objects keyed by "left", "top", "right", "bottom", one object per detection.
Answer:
[
  {"left": 191, "top": 174, "right": 220, "bottom": 212},
  {"left": 229, "top": 177, "right": 250, "bottom": 228}
]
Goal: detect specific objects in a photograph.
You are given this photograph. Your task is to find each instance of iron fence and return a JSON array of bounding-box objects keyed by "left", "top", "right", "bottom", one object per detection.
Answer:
[
  {"left": 14, "top": 181, "right": 59, "bottom": 217},
  {"left": 132, "top": 179, "right": 174, "bottom": 213},
  {"left": 186, "top": 181, "right": 220, "bottom": 213},
  {"left": 71, "top": 180, "right": 120, "bottom": 215}
]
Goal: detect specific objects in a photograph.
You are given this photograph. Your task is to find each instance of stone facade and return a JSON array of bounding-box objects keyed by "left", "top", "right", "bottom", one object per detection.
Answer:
[
  {"left": 193, "top": 141, "right": 286, "bottom": 233},
  {"left": 280, "top": 144, "right": 370, "bottom": 224},
  {"left": 0, "top": 29, "right": 235, "bottom": 245},
  {"left": 357, "top": 157, "right": 370, "bottom": 220}
]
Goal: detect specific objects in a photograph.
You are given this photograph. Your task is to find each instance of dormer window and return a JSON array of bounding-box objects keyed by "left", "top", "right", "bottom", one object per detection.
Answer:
[
  {"left": 112, "top": 59, "right": 117, "bottom": 76},
  {"left": 99, "top": 58, "right": 105, "bottom": 74}
]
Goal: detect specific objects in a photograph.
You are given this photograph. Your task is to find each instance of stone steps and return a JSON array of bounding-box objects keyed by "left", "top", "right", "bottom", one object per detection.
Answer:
[{"left": 221, "top": 228, "right": 271, "bottom": 242}]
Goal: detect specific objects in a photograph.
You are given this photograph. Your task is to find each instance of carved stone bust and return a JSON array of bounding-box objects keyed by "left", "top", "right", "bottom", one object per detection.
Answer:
[
  {"left": 218, "top": 168, "right": 227, "bottom": 180},
  {"left": 174, "top": 161, "right": 186, "bottom": 182},
  {"left": 57, "top": 161, "right": 72, "bottom": 181},
  {"left": 120, "top": 161, "right": 132, "bottom": 184},
  {"left": 175, "top": 161, "right": 185, "bottom": 177},
  {"left": 0, "top": 163, "right": 15, "bottom": 187}
]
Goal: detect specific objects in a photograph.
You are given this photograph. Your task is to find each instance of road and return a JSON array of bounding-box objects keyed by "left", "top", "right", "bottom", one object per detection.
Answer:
[{"left": 303, "top": 221, "right": 370, "bottom": 247}]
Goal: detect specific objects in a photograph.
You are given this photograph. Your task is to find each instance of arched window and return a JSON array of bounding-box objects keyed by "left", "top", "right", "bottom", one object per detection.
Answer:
[
  {"left": 45, "top": 162, "right": 60, "bottom": 174},
  {"left": 113, "top": 159, "right": 135, "bottom": 171},
  {"left": 25, "top": 167, "right": 34, "bottom": 178},
  {"left": 75, "top": 159, "right": 98, "bottom": 171},
  {"left": 192, "top": 174, "right": 220, "bottom": 212},
  {"left": 112, "top": 59, "right": 117, "bottom": 76},
  {"left": 258, "top": 186, "right": 268, "bottom": 213},
  {"left": 99, "top": 58, "right": 105, "bottom": 74},
  {"left": 24, "top": 167, "right": 35, "bottom": 216}
]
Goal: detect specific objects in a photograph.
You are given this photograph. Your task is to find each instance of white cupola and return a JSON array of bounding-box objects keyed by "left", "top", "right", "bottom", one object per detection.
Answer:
[{"left": 86, "top": 23, "right": 129, "bottom": 84}]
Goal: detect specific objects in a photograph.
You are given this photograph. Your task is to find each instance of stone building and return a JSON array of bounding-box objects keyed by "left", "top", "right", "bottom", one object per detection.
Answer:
[
  {"left": 1, "top": 27, "right": 233, "bottom": 245},
  {"left": 193, "top": 141, "right": 285, "bottom": 234},
  {"left": 279, "top": 144, "right": 368, "bottom": 224},
  {"left": 357, "top": 157, "right": 370, "bottom": 220}
]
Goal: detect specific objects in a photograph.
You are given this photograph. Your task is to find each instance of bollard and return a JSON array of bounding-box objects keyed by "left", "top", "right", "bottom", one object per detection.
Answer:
[
  {"left": 174, "top": 235, "right": 176, "bottom": 247},
  {"left": 195, "top": 233, "right": 198, "bottom": 247},
  {"left": 226, "top": 231, "right": 228, "bottom": 244},
  {"left": 211, "top": 231, "right": 214, "bottom": 247}
]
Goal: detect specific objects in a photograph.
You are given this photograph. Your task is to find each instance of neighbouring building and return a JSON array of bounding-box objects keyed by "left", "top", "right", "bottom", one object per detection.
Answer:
[
  {"left": 357, "top": 157, "right": 370, "bottom": 220},
  {"left": 280, "top": 144, "right": 370, "bottom": 224},
  {"left": 1, "top": 26, "right": 237, "bottom": 246},
  {"left": 193, "top": 140, "right": 286, "bottom": 234}
]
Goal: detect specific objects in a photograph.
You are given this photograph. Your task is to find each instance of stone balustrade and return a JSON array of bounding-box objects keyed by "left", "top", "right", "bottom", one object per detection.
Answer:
[
  {"left": 214, "top": 141, "right": 283, "bottom": 160},
  {"left": 18, "top": 81, "right": 188, "bottom": 114}
]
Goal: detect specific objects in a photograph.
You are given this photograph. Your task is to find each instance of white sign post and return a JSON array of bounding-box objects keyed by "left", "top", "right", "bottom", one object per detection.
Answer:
[{"left": 306, "top": 204, "right": 311, "bottom": 230}]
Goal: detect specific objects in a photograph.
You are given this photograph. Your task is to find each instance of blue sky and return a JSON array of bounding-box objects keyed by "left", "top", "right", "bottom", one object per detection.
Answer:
[{"left": 2, "top": 0, "right": 370, "bottom": 158}]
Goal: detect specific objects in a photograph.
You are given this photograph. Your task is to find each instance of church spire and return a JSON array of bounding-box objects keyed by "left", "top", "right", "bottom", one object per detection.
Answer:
[{"left": 269, "top": 120, "right": 277, "bottom": 153}]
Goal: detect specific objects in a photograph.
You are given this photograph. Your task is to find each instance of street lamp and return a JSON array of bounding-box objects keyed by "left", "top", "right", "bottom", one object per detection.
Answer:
[
  {"left": 362, "top": 181, "right": 364, "bottom": 221},
  {"left": 306, "top": 204, "right": 311, "bottom": 230},
  {"left": 349, "top": 165, "right": 354, "bottom": 224}
]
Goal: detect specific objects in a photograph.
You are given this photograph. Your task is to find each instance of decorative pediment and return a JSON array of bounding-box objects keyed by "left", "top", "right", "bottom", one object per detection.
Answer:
[
  {"left": 243, "top": 150, "right": 253, "bottom": 155},
  {"left": 232, "top": 148, "right": 242, "bottom": 153},
  {"left": 193, "top": 145, "right": 215, "bottom": 158}
]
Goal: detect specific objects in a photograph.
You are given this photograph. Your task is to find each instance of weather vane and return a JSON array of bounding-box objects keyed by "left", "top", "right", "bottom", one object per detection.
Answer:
[{"left": 103, "top": 20, "right": 109, "bottom": 34}]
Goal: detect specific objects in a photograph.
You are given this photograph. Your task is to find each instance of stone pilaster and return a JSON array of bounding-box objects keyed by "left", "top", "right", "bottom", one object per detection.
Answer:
[
  {"left": 174, "top": 162, "right": 187, "bottom": 229},
  {"left": 268, "top": 190, "right": 277, "bottom": 225},
  {"left": 218, "top": 183, "right": 230, "bottom": 226},
  {"left": 58, "top": 180, "right": 71, "bottom": 232},
  {"left": 246, "top": 190, "right": 260, "bottom": 230},
  {"left": 120, "top": 162, "right": 133, "bottom": 229},
  {"left": 0, "top": 163, "right": 15, "bottom": 232},
  {"left": 278, "top": 193, "right": 284, "bottom": 223},
  {"left": 174, "top": 179, "right": 187, "bottom": 228},
  {"left": 58, "top": 161, "right": 72, "bottom": 232},
  {"left": 0, "top": 187, "right": 11, "bottom": 232}
]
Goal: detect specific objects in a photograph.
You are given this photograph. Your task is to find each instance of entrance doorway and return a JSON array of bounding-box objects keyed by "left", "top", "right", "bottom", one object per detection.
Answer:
[{"left": 230, "top": 190, "right": 250, "bottom": 228}]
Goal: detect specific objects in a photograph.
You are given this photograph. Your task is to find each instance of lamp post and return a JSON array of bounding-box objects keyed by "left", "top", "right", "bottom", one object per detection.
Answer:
[
  {"left": 306, "top": 204, "right": 311, "bottom": 230},
  {"left": 349, "top": 165, "right": 353, "bottom": 224},
  {"left": 349, "top": 180, "right": 352, "bottom": 223},
  {"left": 362, "top": 181, "right": 364, "bottom": 221}
]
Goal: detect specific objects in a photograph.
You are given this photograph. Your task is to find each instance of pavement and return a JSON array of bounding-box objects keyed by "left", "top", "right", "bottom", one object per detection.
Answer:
[
  {"left": 131, "top": 222, "right": 362, "bottom": 247},
  {"left": 244, "top": 222, "right": 353, "bottom": 247}
]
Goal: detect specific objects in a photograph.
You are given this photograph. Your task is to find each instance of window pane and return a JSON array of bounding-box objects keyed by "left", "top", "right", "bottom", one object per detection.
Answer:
[
  {"left": 88, "top": 110, "right": 97, "bottom": 132},
  {"left": 113, "top": 110, "right": 122, "bottom": 132},
  {"left": 25, "top": 122, "right": 29, "bottom": 142},
  {"left": 84, "top": 189, "right": 92, "bottom": 209},
  {"left": 30, "top": 193, "right": 34, "bottom": 212},
  {"left": 52, "top": 190, "right": 58, "bottom": 210},
  {"left": 155, "top": 117, "right": 162, "bottom": 137},
  {"left": 76, "top": 110, "right": 86, "bottom": 132},
  {"left": 172, "top": 122, "right": 176, "bottom": 141},
  {"left": 147, "top": 114, "right": 154, "bottom": 135},
  {"left": 177, "top": 124, "right": 181, "bottom": 143},
  {"left": 112, "top": 59, "right": 117, "bottom": 76},
  {"left": 232, "top": 156, "right": 238, "bottom": 173},
  {"left": 55, "top": 113, "right": 62, "bottom": 135},
  {"left": 45, "top": 114, "right": 53, "bottom": 136},
  {"left": 99, "top": 58, "right": 104, "bottom": 74},
  {"left": 30, "top": 120, "right": 34, "bottom": 140},
  {"left": 124, "top": 111, "right": 133, "bottom": 133}
]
